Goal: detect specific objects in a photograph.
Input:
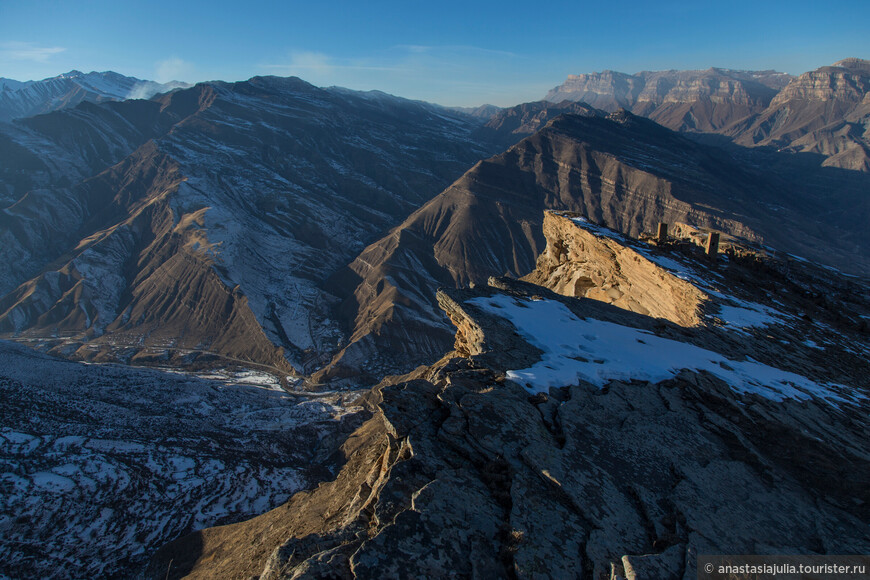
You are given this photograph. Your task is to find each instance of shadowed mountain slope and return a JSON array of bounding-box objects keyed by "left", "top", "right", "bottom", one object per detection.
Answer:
[
  {"left": 147, "top": 227, "right": 870, "bottom": 578},
  {"left": 327, "top": 110, "right": 870, "bottom": 380},
  {"left": 0, "top": 77, "right": 499, "bottom": 372}
]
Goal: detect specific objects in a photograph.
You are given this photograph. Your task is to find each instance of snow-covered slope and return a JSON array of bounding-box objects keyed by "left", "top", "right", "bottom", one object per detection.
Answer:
[
  {"left": 470, "top": 293, "right": 861, "bottom": 406},
  {"left": 0, "top": 70, "right": 189, "bottom": 121},
  {"left": 0, "top": 340, "right": 366, "bottom": 578}
]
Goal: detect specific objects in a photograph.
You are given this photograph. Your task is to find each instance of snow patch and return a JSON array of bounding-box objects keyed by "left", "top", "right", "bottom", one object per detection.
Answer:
[
  {"left": 468, "top": 295, "right": 860, "bottom": 407},
  {"left": 715, "top": 301, "right": 792, "bottom": 331}
]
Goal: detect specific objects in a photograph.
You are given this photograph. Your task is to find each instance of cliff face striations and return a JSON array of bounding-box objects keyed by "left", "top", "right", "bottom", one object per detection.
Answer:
[
  {"left": 546, "top": 68, "right": 793, "bottom": 133},
  {"left": 727, "top": 58, "right": 870, "bottom": 171},
  {"left": 547, "top": 59, "right": 870, "bottom": 172}
]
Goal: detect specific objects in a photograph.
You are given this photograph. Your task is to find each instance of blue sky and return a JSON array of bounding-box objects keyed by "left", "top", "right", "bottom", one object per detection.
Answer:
[{"left": 1, "top": 0, "right": 868, "bottom": 106}]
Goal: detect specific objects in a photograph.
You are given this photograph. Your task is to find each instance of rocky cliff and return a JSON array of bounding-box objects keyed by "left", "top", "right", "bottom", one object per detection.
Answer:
[
  {"left": 523, "top": 211, "right": 708, "bottom": 327},
  {"left": 727, "top": 58, "right": 870, "bottom": 171},
  {"left": 146, "top": 228, "right": 870, "bottom": 579},
  {"left": 546, "top": 59, "right": 870, "bottom": 173},
  {"left": 546, "top": 68, "right": 793, "bottom": 133}
]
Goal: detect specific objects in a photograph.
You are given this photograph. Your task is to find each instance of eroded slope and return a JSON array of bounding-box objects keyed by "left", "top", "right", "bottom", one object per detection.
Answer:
[
  {"left": 0, "top": 77, "right": 499, "bottom": 373},
  {"left": 0, "top": 341, "right": 367, "bottom": 579}
]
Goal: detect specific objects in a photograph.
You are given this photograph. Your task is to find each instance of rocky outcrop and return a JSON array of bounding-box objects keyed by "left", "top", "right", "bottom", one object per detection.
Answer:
[
  {"left": 144, "top": 398, "right": 399, "bottom": 580},
  {"left": 546, "top": 68, "right": 793, "bottom": 132},
  {"left": 523, "top": 211, "right": 708, "bottom": 326},
  {"left": 727, "top": 58, "right": 870, "bottom": 171},
  {"left": 768, "top": 58, "right": 870, "bottom": 106},
  {"left": 149, "top": 263, "right": 870, "bottom": 579}
]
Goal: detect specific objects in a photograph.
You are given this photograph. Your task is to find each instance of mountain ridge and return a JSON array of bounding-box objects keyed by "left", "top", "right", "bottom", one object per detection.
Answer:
[
  {"left": 0, "top": 76, "right": 501, "bottom": 373},
  {"left": 546, "top": 58, "right": 870, "bottom": 171},
  {"left": 145, "top": 216, "right": 870, "bottom": 579},
  {"left": 0, "top": 70, "right": 190, "bottom": 122},
  {"left": 321, "top": 108, "right": 869, "bottom": 381}
]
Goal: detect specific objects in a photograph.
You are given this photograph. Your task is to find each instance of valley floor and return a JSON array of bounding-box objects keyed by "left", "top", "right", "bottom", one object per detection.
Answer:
[{"left": 0, "top": 341, "right": 367, "bottom": 579}]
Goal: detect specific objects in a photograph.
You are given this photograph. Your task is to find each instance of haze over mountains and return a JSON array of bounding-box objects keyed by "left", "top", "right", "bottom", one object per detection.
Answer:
[
  {"left": 545, "top": 67, "right": 793, "bottom": 130},
  {"left": 1, "top": 58, "right": 869, "bottom": 577}
]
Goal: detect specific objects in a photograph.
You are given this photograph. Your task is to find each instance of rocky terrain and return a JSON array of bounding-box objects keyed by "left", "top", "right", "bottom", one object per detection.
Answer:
[
  {"left": 1, "top": 61, "right": 869, "bottom": 578},
  {"left": 545, "top": 68, "right": 793, "bottom": 132},
  {"left": 3, "top": 62, "right": 867, "bottom": 385},
  {"left": 0, "top": 77, "right": 500, "bottom": 374},
  {"left": 0, "top": 340, "right": 368, "bottom": 579},
  {"left": 523, "top": 212, "right": 708, "bottom": 327},
  {"left": 146, "top": 214, "right": 870, "bottom": 579},
  {"left": 472, "top": 100, "right": 604, "bottom": 146},
  {"left": 0, "top": 70, "right": 189, "bottom": 122},
  {"left": 547, "top": 59, "right": 870, "bottom": 172},
  {"left": 725, "top": 58, "right": 870, "bottom": 171},
  {"left": 330, "top": 109, "right": 869, "bottom": 380}
]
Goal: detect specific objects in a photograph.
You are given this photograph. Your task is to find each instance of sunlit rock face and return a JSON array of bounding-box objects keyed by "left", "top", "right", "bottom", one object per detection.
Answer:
[
  {"left": 728, "top": 59, "right": 870, "bottom": 171},
  {"left": 545, "top": 68, "right": 793, "bottom": 132},
  {"left": 546, "top": 60, "right": 870, "bottom": 173},
  {"left": 523, "top": 212, "right": 708, "bottom": 327}
]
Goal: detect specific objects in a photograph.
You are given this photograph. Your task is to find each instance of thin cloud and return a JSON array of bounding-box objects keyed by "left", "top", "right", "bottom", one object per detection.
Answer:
[
  {"left": 392, "top": 44, "right": 517, "bottom": 58},
  {"left": 155, "top": 57, "right": 194, "bottom": 83},
  {"left": 257, "top": 46, "right": 535, "bottom": 106},
  {"left": 0, "top": 42, "right": 66, "bottom": 63}
]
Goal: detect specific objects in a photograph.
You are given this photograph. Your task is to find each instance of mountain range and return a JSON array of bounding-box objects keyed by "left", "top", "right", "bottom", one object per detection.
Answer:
[
  {"left": 1, "top": 58, "right": 868, "bottom": 578},
  {"left": 0, "top": 70, "right": 190, "bottom": 122},
  {"left": 324, "top": 105, "right": 869, "bottom": 381},
  {"left": 546, "top": 58, "right": 870, "bottom": 172},
  {"left": 146, "top": 212, "right": 870, "bottom": 579},
  {"left": 0, "top": 76, "right": 501, "bottom": 377}
]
